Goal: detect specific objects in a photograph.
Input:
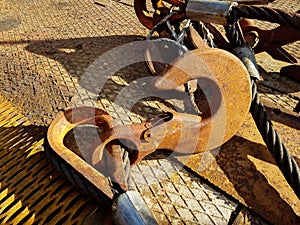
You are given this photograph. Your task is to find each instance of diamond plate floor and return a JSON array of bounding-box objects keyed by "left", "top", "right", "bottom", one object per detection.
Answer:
[
  {"left": 131, "top": 156, "right": 238, "bottom": 224},
  {"left": 0, "top": 0, "right": 299, "bottom": 224}
]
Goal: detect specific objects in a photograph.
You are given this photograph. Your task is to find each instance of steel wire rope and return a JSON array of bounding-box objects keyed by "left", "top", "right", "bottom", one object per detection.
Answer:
[
  {"left": 232, "top": 5, "right": 300, "bottom": 28},
  {"left": 250, "top": 78, "right": 300, "bottom": 199},
  {"left": 145, "top": 4, "right": 300, "bottom": 199},
  {"left": 45, "top": 139, "right": 134, "bottom": 203},
  {"left": 225, "top": 12, "right": 300, "bottom": 199}
]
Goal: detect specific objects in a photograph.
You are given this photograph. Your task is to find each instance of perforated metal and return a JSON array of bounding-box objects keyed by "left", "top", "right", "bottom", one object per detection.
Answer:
[{"left": 0, "top": 95, "right": 100, "bottom": 225}]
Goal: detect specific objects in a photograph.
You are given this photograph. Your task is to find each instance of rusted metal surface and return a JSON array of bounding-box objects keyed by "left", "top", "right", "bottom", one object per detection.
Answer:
[
  {"left": 0, "top": 0, "right": 299, "bottom": 224},
  {"left": 46, "top": 14, "right": 253, "bottom": 216},
  {"left": 177, "top": 112, "right": 300, "bottom": 225},
  {"left": 47, "top": 42, "right": 251, "bottom": 166},
  {"left": 136, "top": 2, "right": 300, "bottom": 223},
  {"left": 186, "top": 25, "right": 207, "bottom": 49},
  {"left": 134, "top": 0, "right": 300, "bottom": 89},
  {"left": 154, "top": 47, "right": 252, "bottom": 143},
  {"left": 133, "top": 0, "right": 185, "bottom": 30},
  {"left": 47, "top": 107, "right": 115, "bottom": 200},
  {"left": 95, "top": 111, "right": 202, "bottom": 163},
  {"left": 240, "top": 20, "right": 300, "bottom": 63}
]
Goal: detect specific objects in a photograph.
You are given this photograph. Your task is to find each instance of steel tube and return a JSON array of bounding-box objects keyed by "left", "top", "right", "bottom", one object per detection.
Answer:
[{"left": 112, "top": 191, "right": 159, "bottom": 225}]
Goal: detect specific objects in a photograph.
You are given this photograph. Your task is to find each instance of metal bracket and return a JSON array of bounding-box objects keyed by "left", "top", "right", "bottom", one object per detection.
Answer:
[{"left": 186, "top": 0, "right": 238, "bottom": 25}]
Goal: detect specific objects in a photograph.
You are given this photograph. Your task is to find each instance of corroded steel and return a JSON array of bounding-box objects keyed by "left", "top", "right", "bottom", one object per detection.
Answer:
[
  {"left": 48, "top": 107, "right": 201, "bottom": 165},
  {"left": 1, "top": 0, "right": 300, "bottom": 224},
  {"left": 154, "top": 47, "right": 252, "bottom": 144},
  {"left": 186, "top": 25, "right": 207, "bottom": 49},
  {"left": 240, "top": 19, "right": 300, "bottom": 63},
  {"left": 94, "top": 111, "right": 202, "bottom": 164},
  {"left": 133, "top": 0, "right": 185, "bottom": 29},
  {"left": 48, "top": 46, "right": 251, "bottom": 168},
  {"left": 47, "top": 107, "right": 115, "bottom": 200},
  {"left": 178, "top": 111, "right": 300, "bottom": 225}
]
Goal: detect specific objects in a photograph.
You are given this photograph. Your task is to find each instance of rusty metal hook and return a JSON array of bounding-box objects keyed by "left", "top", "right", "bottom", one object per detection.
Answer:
[
  {"left": 48, "top": 46, "right": 251, "bottom": 168},
  {"left": 47, "top": 107, "right": 116, "bottom": 199}
]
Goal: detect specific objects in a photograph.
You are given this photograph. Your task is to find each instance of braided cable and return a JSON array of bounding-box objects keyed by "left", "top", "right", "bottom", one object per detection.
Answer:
[
  {"left": 250, "top": 79, "right": 300, "bottom": 199},
  {"left": 225, "top": 16, "right": 300, "bottom": 199},
  {"left": 233, "top": 5, "right": 300, "bottom": 29},
  {"left": 45, "top": 139, "right": 134, "bottom": 203},
  {"left": 224, "top": 22, "right": 246, "bottom": 47}
]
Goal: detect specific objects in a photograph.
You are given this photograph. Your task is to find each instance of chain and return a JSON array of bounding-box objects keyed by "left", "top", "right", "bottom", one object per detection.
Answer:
[
  {"left": 193, "top": 21, "right": 216, "bottom": 48},
  {"left": 147, "top": 10, "right": 183, "bottom": 40}
]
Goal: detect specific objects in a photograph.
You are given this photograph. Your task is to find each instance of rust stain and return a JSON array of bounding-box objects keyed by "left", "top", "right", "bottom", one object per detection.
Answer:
[{"left": 178, "top": 113, "right": 300, "bottom": 225}]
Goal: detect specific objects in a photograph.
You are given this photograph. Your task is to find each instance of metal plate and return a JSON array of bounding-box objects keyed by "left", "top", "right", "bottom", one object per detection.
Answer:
[
  {"left": 0, "top": 95, "right": 102, "bottom": 224},
  {"left": 0, "top": 0, "right": 299, "bottom": 224}
]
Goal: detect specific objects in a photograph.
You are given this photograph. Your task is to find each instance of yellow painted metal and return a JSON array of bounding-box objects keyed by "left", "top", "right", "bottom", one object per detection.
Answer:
[{"left": 0, "top": 95, "right": 100, "bottom": 225}]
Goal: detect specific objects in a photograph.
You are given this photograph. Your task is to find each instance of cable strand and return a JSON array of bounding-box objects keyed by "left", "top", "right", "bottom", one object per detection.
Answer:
[
  {"left": 234, "top": 6, "right": 300, "bottom": 28},
  {"left": 250, "top": 79, "right": 300, "bottom": 199},
  {"left": 225, "top": 15, "right": 300, "bottom": 199}
]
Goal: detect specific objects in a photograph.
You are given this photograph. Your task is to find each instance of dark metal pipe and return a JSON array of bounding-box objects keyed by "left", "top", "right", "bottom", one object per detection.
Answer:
[{"left": 112, "top": 191, "right": 159, "bottom": 225}]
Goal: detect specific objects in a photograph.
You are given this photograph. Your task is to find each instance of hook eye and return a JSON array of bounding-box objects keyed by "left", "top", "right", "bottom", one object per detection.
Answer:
[{"left": 47, "top": 106, "right": 116, "bottom": 200}]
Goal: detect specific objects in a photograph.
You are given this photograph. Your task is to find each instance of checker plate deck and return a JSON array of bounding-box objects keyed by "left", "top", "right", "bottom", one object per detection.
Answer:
[{"left": 0, "top": 0, "right": 299, "bottom": 224}]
